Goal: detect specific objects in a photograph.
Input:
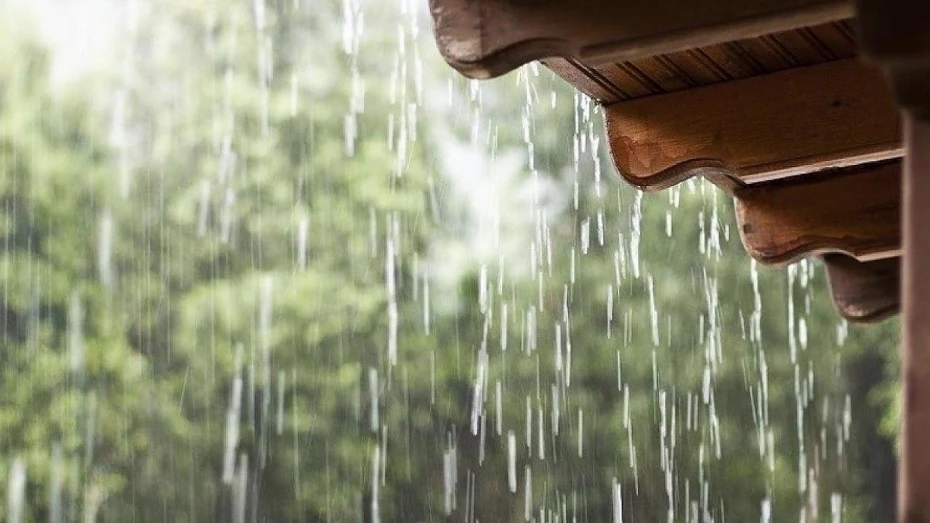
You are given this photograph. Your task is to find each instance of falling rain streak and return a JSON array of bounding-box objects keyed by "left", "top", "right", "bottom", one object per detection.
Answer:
[{"left": 0, "top": 0, "right": 891, "bottom": 521}]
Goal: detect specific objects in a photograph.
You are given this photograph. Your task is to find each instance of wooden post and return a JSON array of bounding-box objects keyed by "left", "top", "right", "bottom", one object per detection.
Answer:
[
  {"left": 900, "top": 112, "right": 930, "bottom": 522},
  {"left": 851, "top": 0, "right": 930, "bottom": 517}
]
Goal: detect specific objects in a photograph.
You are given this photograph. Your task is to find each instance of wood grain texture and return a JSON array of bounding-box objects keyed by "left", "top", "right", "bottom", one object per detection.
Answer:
[
  {"left": 604, "top": 58, "right": 902, "bottom": 191},
  {"left": 822, "top": 254, "right": 899, "bottom": 322},
  {"left": 546, "top": 21, "right": 859, "bottom": 104},
  {"left": 429, "top": 0, "right": 852, "bottom": 79},
  {"left": 735, "top": 160, "right": 901, "bottom": 265},
  {"left": 899, "top": 112, "right": 930, "bottom": 523}
]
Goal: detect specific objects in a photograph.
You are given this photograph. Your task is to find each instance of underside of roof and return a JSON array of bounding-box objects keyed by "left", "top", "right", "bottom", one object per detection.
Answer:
[{"left": 427, "top": 0, "right": 915, "bottom": 323}]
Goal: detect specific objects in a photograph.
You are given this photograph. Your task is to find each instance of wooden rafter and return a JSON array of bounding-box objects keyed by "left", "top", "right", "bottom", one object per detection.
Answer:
[
  {"left": 735, "top": 160, "right": 901, "bottom": 264},
  {"left": 604, "top": 58, "right": 901, "bottom": 190},
  {"left": 822, "top": 254, "right": 900, "bottom": 322}
]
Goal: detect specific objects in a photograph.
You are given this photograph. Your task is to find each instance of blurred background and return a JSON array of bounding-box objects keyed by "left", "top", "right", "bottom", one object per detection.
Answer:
[{"left": 0, "top": 0, "right": 900, "bottom": 520}]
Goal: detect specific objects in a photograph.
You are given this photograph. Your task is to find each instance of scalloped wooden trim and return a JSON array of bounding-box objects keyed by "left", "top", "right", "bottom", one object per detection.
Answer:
[
  {"left": 436, "top": 38, "right": 579, "bottom": 80},
  {"left": 822, "top": 254, "right": 899, "bottom": 323},
  {"left": 429, "top": 0, "right": 851, "bottom": 79},
  {"left": 734, "top": 160, "right": 901, "bottom": 265},
  {"left": 604, "top": 58, "right": 901, "bottom": 190},
  {"left": 606, "top": 157, "right": 743, "bottom": 192}
]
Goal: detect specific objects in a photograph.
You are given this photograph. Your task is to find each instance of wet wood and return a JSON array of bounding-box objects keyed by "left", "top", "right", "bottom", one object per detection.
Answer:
[
  {"left": 899, "top": 114, "right": 930, "bottom": 523},
  {"left": 604, "top": 58, "right": 902, "bottom": 191},
  {"left": 429, "top": 0, "right": 852, "bottom": 79},
  {"left": 735, "top": 160, "right": 901, "bottom": 265},
  {"left": 544, "top": 21, "right": 859, "bottom": 104},
  {"left": 822, "top": 254, "right": 899, "bottom": 322}
]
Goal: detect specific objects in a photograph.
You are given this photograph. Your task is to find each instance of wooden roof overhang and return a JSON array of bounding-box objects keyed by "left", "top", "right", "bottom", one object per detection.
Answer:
[
  {"left": 428, "top": 0, "right": 930, "bottom": 516},
  {"left": 430, "top": 0, "right": 904, "bottom": 322}
]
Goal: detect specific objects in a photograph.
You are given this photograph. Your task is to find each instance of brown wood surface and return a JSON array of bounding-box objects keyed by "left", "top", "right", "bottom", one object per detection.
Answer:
[
  {"left": 855, "top": 4, "right": 930, "bottom": 518},
  {"left": 604, "top": 58, "right": 901, "bottom": 191},
  {"left": 899, "top": 114, "right": 930, "bottom": 523},
  {"left": 429, "top": 0, "right": 852, "bottom": 79},
  {"left": 735, "top": 160, "right": 901, "bottom": 264},
  {"left": 822, "top": 254, "right": 899, "bottom": 322},
  {"left": 857, "top": 0, "right": 930, "bottom": 121},
  {"left": 545, "top": 21, "right": 859, "bottom": 104}
]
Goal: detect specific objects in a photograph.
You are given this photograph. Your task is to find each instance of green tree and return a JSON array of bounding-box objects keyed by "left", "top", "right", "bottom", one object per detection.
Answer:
[{"left": 0, "top": 1, "right": 901, "bottom": 521}]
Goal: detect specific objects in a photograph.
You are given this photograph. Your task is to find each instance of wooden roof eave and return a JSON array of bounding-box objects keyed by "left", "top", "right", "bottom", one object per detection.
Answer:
[
  {"left": 428, "top": 0, "right": 906, "bottom": 323},
  {"left": 429, "top": 0, "right": 854, "bottom": 79}
]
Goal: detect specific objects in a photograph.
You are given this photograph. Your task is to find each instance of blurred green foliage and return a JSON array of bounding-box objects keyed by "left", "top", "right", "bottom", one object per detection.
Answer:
[{"left": 0, "top": 1, "right": 900, "bottom": 521}]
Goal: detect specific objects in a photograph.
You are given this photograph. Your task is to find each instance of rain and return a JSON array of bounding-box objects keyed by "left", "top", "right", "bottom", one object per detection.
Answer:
[{"left": 0, "top": 0, "right": 901, "bottom": 521}]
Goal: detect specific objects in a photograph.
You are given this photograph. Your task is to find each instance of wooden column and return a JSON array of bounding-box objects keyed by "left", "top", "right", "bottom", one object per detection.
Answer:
[
  {"left": 900, "top": 113, "right": 930, "bottom": 522},
  {"left": 852, "top": 0, "right": 930, "bottom": 517}
]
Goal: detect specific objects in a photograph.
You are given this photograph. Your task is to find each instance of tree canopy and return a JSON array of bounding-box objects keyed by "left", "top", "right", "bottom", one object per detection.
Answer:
[{"left": 0, "top": 0, "right": 899, "bottom": 521}]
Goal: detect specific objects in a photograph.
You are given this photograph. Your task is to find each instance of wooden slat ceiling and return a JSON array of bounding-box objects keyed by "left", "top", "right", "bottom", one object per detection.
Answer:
[{"left": 546, "top": 21, "right": 859, "bottom": 103}]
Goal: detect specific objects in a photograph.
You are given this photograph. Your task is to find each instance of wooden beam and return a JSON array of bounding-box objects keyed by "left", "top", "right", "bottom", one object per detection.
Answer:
[
  {"left": 822, "top": 254, "right": 899, "bottom": 322},
  {"left": 604, "top": 59, "right": 901, "bottom": 191},
  {"left": 735, "top": 160, "right": 901, "bottom": 264},
  {"left": 429, "top": 0, "right": 852, "bottom": 79}
]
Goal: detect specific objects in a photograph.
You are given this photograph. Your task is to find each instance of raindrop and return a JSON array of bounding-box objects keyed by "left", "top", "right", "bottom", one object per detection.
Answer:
[
  {"left": 296, "top": 216, "right": 309, "bottom": 270},
  {"left": 7, "top": 458, "right": 25, "bottom": 523},
  {"left": 369, "top": 367, "right": 379, "bottom": 433},
  {"left": 507, "top": 431, "right": 517, "bottom": 493},
  {"left": 524, "top": 465, "right": 533, "bottom": 521},
  {"left": 67, "top": 291, "right": 84, "bottom": 377}
]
